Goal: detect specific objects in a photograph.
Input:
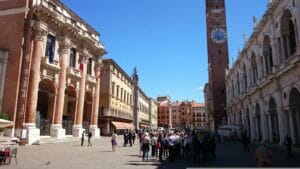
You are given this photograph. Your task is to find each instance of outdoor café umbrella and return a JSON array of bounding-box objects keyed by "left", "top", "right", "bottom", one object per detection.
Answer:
[{"left": 0, "top": 118, "right": 13, "bottom": 128}]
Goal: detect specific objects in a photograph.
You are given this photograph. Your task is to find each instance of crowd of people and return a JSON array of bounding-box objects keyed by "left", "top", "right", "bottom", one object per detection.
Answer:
[
  {"left": 137, "top": 129, "right": 221, "bottom": 163},
  {"left": 109, "top": 129, "right": 296, "bottom": 167}
]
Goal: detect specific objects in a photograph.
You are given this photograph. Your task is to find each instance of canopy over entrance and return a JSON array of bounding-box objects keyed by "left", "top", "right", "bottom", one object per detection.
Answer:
[
  {"left": 111, "top": 121, "right": 134, "bottom": 130},
  {"left": 0, "top": 118, "right": 13, "bottom": 128}
]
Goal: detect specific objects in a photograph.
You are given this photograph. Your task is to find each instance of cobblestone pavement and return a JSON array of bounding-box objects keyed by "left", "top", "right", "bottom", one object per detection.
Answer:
[{"left": 1, "top": 137, "right": 300, "bottom": 169}]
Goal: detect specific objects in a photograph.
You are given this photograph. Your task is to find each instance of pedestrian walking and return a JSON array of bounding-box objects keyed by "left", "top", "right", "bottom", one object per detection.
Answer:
[
  {"left": 151, "top": 134, "right": 157, "bottom": 157},
  {"left": 111, "top": 132, "right": 117, "bottom": 152},
  {"left": 81, "top": 131, "right": 85, "bottom": 146},
  {"left": 132, "top": 131, "right": 136, "bottom": 144},
  {"left": 284, "top": 135, "right": 293, "bottom": 158},
  {"left": 254, "top": 142, "right": 272, "bottom": 167},
  {"left": 241, "top": 131, "right": 250, "bottom": 152},
  {"left": 124, "top": 130, "right": 128, "bottom": 147},
  {"left": 142, "top": 132, "right": 150, "bottom": 162},
  {"left": 87, "top": 131, "right": 92, "bottom": 146},
  {"left": 157, "top": 134, "right": 163, "bottom": 162},
  {"left": 128, "top": 131, "right": 133, "bottom": 147}
]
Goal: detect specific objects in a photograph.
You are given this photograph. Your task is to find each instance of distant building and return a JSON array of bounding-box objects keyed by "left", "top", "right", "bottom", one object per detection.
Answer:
[
  {"left": 157, "top": 97, "right": 206, "bottom": 130},
  {"left": 138, "top": 89, "right": 151, "bottom": 129},
  {"left": 191, "top": 102, "right": 206, "bottom": 129},
  {"left": 99, "top": 59, "right": 134, "bottom": 135},
  {"left": 99, "top": 60, "right": 157, "bottom": 135},
  {"left": 157, "top": 96, "right": 171, "bottom": 128},
  {"left": 149, "top": 99, "right": 158, "bottom": 129}
]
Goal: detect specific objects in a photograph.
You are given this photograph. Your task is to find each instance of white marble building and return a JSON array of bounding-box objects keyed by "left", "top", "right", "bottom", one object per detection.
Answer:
[{"left": 225, "top": 0, "right": 300, "bottom": 145}]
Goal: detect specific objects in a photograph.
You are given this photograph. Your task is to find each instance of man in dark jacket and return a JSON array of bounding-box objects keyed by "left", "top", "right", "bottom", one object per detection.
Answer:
[{"left": 284, "top": 135, "right": 293, "bottom": 158}]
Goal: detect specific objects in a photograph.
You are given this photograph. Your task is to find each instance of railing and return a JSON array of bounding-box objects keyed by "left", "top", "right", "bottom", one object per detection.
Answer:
[
  {"left": 67, "top": 67, "right": 81, "bottom": 78},
  {"left": 41, "top": 56, "right": 61, "bottom": 72},
  {"left": 86, "top": 75, "right": 96, "bottom": 84}
]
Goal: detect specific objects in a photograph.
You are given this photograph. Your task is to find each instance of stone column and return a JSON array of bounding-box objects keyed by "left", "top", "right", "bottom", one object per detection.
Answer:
[
  {"left": 0, "top": 50, "right": 8, "bottom": 113},
  {"left": 50, "top": 37, "right": 71, "bottom": 139},
  {"left": 24, "top": 21, "right": 48, "bottom": 145},
  {"left": 268, "top": 115, "right": 273, "bottom": 142},
  {"left": 89, "top": 60, "right": 102, "bottom": 139},
  {"left": 259, "top": 100, "right": 268, "bottom": 141},
  {"left": 275, "top": 92, "right": 286, "bottom": 144},
  {"left": 288, "top": 109, "right": 296, "bottom": 144},
  {"left": 73, "top": 51, "right": 88, "bottom": 137}
]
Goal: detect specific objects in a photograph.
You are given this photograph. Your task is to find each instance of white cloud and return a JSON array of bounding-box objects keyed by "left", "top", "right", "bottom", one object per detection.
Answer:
[{"left": 196, "top": 86, "right": 204, "bottom": 91}]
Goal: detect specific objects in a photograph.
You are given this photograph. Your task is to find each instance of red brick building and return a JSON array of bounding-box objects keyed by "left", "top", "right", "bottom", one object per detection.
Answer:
[
  {"left": 157, "top": 97, "right": 206, "bottom": 130},
  {"left": 204, "top": 0, "right": 229, "bottom": 130},
  {"left": 0, "top": 0, "right": 106, "bottom": 144}
]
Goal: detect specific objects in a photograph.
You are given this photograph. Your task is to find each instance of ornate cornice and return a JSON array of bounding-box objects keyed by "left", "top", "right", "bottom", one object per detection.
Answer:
[{"left": 33, "top": 20, "right": 48, "bottom": 41}]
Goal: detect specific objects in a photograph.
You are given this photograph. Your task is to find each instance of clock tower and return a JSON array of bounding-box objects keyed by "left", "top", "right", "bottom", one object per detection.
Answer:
[{"left": 205, "top": 0, "right": 229, "bottom": 129}]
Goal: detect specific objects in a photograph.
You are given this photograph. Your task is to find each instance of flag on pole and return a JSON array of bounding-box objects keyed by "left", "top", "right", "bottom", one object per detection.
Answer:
[
  {"left": 79, "top": 62, "right": 84, "bottom": 72},
  {"left": 79, "top": 58, "right": 84, "bottom": 72}
]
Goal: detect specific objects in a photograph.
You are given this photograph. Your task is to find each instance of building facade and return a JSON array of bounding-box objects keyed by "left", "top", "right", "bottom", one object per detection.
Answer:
[
  {"left": 0, "top": 0, "right": 106, "bottom": 144},
  {"left": 192, "top": 102, "right": 206, "bottom": 129},
  {"left": 204, "top": 0, "right": 229, "bottom": 129},
  {"left": 226, "top": 0, "right": 300, "bottom": 145},
  {"left": 157, "top": 96, "right": 171, "bottom": 128},
  {"left": 98, "top": 59, "right": 134, "bottom": 135},
  {"left": 157, "top": 97, "right": 206, "bottom": 130},
  {"left": 149, "top": 99, "right": 158, "bottom": 129},
  {"left": 138, "top": 89, "right": 151, "bottom": 129}
]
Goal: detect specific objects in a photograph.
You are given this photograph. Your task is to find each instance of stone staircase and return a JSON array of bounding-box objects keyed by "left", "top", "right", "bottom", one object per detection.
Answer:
[{"left": 34, "top": 135, "right": 80, "bottom": 145}]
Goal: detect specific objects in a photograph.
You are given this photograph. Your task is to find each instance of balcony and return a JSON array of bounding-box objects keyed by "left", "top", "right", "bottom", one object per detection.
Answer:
[
  {"left": 86, "top": 74, "right": 96, "bottom": 85},
  {"left": 41, "top": 56, "right": 61, "bottom": 72},
  {"left": 67, "top": 67, "right": 81, "bottom": 79}
]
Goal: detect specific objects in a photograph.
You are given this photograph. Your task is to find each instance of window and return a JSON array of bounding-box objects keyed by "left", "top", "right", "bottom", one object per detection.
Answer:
[
  {"left": 69, "top": 48, "right": 76, "bottom": 68},
  {"left": 120, "top": 88, "right": 123, "bottom": 101},
  {"left": 87, "top": 58, "right": 92, "bottom": 75},
  {"left": 45, "top": 34, "right": 55, "bottom": 63},
  {"left": 281, "top": 9, "right": 297, "bottom": 59},
  {"left": 251, "top": 53, "right": 258, "bottom": 84},
  {"left": 243, "top": 64, "right": 247, "bottom": 91},
  {"left": 111, "top": 82, "right": 115, "bottom": 96},
  {"left": 116, "top": 85, "right": 119, "bottom": 99}
]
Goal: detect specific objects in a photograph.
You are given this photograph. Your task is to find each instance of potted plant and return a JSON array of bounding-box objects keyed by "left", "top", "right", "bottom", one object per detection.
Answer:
[{"left": 0, "top": 112, "right": 9, "bottom": 136}]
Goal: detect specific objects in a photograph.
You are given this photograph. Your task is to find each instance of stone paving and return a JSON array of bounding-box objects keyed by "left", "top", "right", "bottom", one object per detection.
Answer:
[{"left": 1, "top": 136, "right": 300, "bottom": 169}]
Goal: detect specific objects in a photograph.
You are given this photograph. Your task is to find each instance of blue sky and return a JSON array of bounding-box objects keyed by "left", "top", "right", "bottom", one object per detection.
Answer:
[{"left": 61, "top": 0, "right": 268, "bottom": 103}]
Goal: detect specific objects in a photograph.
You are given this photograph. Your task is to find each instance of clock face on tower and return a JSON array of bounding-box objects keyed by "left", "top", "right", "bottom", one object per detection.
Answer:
[{"left": 211, "top": 28, "right": 227, "bottom": 44}]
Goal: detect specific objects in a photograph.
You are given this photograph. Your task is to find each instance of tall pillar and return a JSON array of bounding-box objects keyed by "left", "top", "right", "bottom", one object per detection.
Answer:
[
  {"left": 288, "top": 109, "right": 296, "bottom": 144},
  {"left": 50, "top": 37, "right": 71, "bottom": 139},
  {"left": 260, "top": 100, "right": 268, "bottom": 141},
  {"left": 276, "top": 92, "right": 286, "bottom": 144},
  {"left": 24, "top": 21, "right": 48, "bottom": 145},
  {"left": 256, "top": 118, "right": 260, "bottom": 140},
  {"left": 73, "top": 51, "right": 88, "bottom": 137},
  {"left": 250, "top": 115, "right": 256, "bottom": 140},
  {"left": 268, "top": 115, "right": 272, "bottom": 142},
  {"left": 89, "top": 60, "right": 102, "bottom": 139}
]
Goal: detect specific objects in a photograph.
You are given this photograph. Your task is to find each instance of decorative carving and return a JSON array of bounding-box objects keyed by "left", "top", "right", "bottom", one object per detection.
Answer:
[
  {"left": 94, "top": 60, "right": 103, "bottom": 72},
  {"left": 78, "top": 48, "right": 90, "bottom": 63},
  {"left": 58, "top": 36, "right": 72, "bottom": 54},
  {"left": 33, "top": 21, "right": 48, "bottom": 41}
]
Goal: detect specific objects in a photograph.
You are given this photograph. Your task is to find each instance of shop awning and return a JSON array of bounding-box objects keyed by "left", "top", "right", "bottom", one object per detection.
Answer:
[
  {"left": 0, "top": 118, "right": 13, "bottom": 128},
  {"left": 139, "top": 124, "right": 149, "bottom": 129},
  {"left": 111, "top": 121, "right": 134, "bottom": 130}
]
